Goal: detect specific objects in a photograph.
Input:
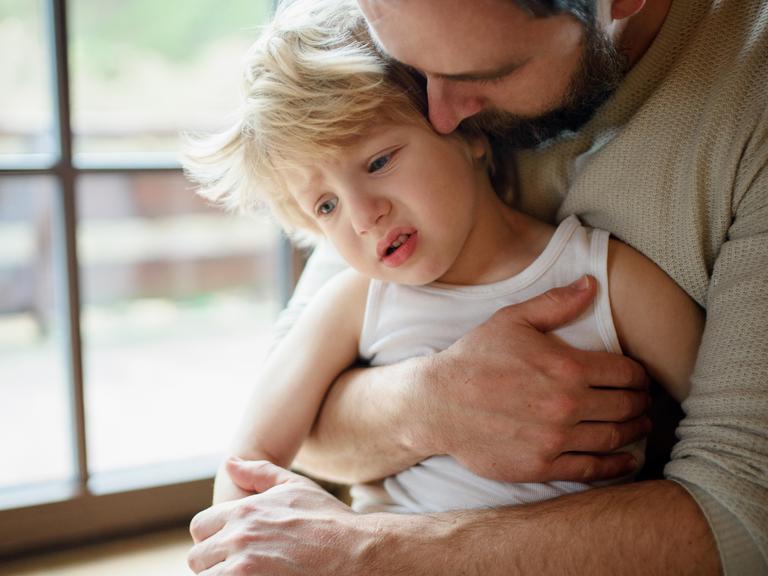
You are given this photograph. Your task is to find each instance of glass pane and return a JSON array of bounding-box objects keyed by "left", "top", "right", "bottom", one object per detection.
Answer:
[
  {"left": 0, "top": 0, "right": 55, "bottom": 165},
  {"left": 0, "top": 177, "right": 74, "bottom": 489},
  {"left": 69, "top": 0, "right": 273, "bottom": 164},
  {"left": 78, "top": 172, "right": 282, "bottom": 475}
]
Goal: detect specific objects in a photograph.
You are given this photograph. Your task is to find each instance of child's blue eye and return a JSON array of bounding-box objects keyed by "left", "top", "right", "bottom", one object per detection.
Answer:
[
  {"left": 315, "top": 197, "right": 338, "bottom": 216},
  {"left": 368, "top": 153, "right": 392, "bottom": 173}
]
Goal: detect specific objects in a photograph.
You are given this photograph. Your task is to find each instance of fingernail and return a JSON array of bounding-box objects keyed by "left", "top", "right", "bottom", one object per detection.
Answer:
[{"left": 572, "top": 276, "right": 590, "bottom": 291}]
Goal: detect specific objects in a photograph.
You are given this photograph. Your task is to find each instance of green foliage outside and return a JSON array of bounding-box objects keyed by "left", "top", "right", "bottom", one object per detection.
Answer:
[
  {"left": 73, "top": 0, "right": 273, "bottom": 73},
  {"left": 0, "top": 0, "right": 274, "bottom": 78},
  {"left": 0, "top": 0, "right": 37, "bottom": 19}
]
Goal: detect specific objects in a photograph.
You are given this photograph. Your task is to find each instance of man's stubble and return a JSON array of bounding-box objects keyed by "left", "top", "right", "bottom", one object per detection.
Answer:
[{"left": 466, "top": 25, "right": 628, "bottom": 149}]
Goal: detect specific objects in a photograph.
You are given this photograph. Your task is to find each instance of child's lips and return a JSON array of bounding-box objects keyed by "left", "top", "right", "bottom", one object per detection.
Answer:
[
  {"left": 377, "top": 227, "right": 417, "bottom": 260},
  {"left": 380, "top": 230, "right": 418, "bottom": 268}
]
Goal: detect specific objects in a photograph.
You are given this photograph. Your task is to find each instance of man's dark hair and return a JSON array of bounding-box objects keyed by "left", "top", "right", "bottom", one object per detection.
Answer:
[{"left": 514, "top": 0, "right": 596, "bottom": 25}]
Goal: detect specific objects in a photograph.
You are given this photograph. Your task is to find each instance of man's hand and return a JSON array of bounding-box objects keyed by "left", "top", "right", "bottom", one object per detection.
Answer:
[
  {"left": 296, "top": 275, "right": 651, "bottom": 485},
  {"left": 188, "top": 460, "right": 718, "bottom": 576},
  {"left": 188, "top": 459, "right": 373, "bottom": 575},
  {"left": 409, "top": 276, "right": 651, "bottom": 483}
]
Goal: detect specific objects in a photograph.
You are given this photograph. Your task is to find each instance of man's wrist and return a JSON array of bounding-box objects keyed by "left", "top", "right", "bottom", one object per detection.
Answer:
[
  {"left": 361, "top": 511, "right": 462, "bottom": 575},
  {"left": 393, "top": 355, "right": 439, "bottom": 460}
]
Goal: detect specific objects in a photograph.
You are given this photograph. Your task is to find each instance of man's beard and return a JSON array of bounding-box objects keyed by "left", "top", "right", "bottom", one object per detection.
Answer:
[{"left": 465, "top": 25, "right": 628, "bottom": 149}]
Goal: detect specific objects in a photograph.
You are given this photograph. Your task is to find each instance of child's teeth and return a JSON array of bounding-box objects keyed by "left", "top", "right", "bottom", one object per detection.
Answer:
[
  {"left": 386, "top": 233, "right": 411, "bottom": 256},
  {"left": 392, "top": 234, "right": 409, "bottom": 248}
]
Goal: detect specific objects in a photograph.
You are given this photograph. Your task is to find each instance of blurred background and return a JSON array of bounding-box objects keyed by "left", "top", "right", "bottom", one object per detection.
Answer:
[{"left": 0, "top": 0, "right": 291, "bottom": 563}]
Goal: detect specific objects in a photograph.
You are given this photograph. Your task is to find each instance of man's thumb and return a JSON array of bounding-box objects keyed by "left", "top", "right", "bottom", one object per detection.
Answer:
[
  {"left": 515, "top": 275, "right": 597, "bottom": 333},
  {"left": 225, "top": 458, "right": 301, "bottom": 493}
]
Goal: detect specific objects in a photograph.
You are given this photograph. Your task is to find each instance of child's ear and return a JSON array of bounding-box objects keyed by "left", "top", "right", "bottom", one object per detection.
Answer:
[
  {"left": 610, "top": 0, "right": 646, "bottom": 20},
  {"left": 466, "top": 133, "right": 489, "bottom": 162}
]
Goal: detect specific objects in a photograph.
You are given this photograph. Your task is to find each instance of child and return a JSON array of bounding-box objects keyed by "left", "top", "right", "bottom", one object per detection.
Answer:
[{"left": 184, "top": 0, "right": 703, "bottom": 513}]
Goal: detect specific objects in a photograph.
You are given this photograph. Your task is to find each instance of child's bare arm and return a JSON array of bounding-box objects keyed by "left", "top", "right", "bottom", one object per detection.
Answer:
[
  {"left": 608, "top": 239, "right": 705, "bottom": 401},
  {"left": 213, "top": 269, "right": 369, "bottom": 503}
]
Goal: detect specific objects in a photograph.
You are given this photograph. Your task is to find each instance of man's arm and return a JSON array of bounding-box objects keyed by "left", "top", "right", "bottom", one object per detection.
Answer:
[
  {"left": 660, "top": 136, "right": 768, "bottom": 572},
  {"left": 377, "top": 481, "right": 718, "bottom": 575},
  {"left": 378, "top": 480, "right": 719, "bottom": 575},
  {"left": 294, "top": 358, "right": 430, "bottom": 483},
  {"left": 188, "top": 460, "right": 718, "bottom": 575},
  {"left": 294, "top": 277, "right": 652, "bottom": 484}
]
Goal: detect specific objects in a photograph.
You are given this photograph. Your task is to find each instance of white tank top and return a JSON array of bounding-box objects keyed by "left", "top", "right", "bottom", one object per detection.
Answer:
[{"left": 351, "top": 216, "right": 643, "bottom": 513}]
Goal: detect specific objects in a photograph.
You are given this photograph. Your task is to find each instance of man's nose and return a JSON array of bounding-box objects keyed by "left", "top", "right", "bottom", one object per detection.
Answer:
[
  {"left": 426, "top": 76, "right": 485, "bottom": 134},
  {"left": 350, "top": 194, "right": 391, "bottom": 235}
]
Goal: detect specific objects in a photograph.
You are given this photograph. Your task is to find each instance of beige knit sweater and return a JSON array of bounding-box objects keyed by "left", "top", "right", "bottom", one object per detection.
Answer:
[
  {"left": 278, "top": 0, "right": 767, "bottom": 573},
  {"left": 514, "top": 0, "right": 768, "bottom": 573}
]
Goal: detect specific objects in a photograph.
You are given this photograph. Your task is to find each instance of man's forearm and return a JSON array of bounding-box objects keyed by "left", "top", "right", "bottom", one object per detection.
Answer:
[
  {"left": 370, "top": 480, "right": 719, "bottom": 575},
  {"left": 294, "top": 358, "right": 431, "bottom": 483}
]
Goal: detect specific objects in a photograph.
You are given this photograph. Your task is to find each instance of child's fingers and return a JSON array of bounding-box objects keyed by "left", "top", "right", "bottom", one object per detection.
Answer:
[{"left": 225, "top": 458, "right": 304, "bottom": 493}]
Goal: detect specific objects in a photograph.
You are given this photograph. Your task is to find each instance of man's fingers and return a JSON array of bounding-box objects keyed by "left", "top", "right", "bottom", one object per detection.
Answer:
[
  {"left": 571, "top": 349, "right": 650, "bottom": 390},
  {"left": 504, "top": 275, "right": 597, "bottom": 333},
  {"left": 226, "top": 458, "right": 304, "bottom": 493},
  {"left": 197, "top": 557, "right": 271, "bottom": 576},
  {"left": 581, "top": 387, "right": 650, "bottom": 422},
  {"left": 548, "top": 452, "right": 639, "bottom": 482},
  {"left": 187, "top": 526, "right": 228, "bottom": 573},
  {"left": 563, "top": 417, "right": 652, "bottom": 453},
  {"left": 189, "top": 503, "right": 232, "bottom": 544}
]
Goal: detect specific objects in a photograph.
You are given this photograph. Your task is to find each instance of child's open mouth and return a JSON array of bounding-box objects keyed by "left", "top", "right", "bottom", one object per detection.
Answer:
[
  {"left": 379, "top": 229, "right": 418, "bottom": 268},
  {"left": 385, "top": 233, "right": 412, "bottom": 256}
]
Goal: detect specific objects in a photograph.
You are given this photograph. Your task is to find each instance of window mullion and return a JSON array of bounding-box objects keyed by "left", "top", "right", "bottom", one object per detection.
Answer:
[{"left": 48, "top": 0, "right": 89, "bottom": 489}]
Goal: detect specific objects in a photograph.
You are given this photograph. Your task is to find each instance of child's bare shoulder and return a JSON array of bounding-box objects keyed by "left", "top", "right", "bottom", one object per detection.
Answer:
[
  {"left": 319, "top": 268, "right": 371, "bottom": 306},
  {"left": 606, "top": 238, "right": 703, "bottom": 401},
  {"left": 301, "top": 268, "right": 371, "bottom": 336}
]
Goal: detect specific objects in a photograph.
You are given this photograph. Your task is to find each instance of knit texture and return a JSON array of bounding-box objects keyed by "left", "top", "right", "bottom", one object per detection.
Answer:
[{"left": 514, "top": 1, "right": 768, "bottom": 573}]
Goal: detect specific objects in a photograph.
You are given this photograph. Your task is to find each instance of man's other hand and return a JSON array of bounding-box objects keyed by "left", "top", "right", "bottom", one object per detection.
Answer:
[{"left": 188, "top": 459, "right": 371, "bottom": 575}]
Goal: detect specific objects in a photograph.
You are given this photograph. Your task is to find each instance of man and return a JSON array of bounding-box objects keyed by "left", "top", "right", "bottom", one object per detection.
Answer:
[{"left": 188, "top": 0, "right": 767, "bottom": 573}]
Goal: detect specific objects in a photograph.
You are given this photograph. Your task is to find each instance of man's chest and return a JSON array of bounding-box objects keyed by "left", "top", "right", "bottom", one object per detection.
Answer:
[{"left": 512, "top": 122, "right": 738, "bottom": 307}]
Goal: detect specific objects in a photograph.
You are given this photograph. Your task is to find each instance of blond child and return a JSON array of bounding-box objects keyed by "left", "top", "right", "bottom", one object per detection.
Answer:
[{"left": 184, "top": 0, "right": 703, "bottom": 513}]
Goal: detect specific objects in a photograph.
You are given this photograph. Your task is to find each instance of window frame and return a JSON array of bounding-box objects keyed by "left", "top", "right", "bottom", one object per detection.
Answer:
[{"left": 0, "top": 0, "right": 289, "bottom": 556}]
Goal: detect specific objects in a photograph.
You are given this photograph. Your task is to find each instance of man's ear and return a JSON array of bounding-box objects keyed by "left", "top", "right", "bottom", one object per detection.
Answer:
[{"left": 611, "top": 0, "right": 646, "bottom": 20}]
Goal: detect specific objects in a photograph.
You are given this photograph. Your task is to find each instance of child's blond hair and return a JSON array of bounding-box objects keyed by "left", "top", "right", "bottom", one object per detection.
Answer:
[{"left": 183, "top": 0, "right": 432, "bottom": 245}]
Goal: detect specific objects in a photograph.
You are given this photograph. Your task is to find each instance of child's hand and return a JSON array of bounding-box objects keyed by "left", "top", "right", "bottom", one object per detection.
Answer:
[
  {"left": 213, "top": 483, "right": 252, "bottom": 504},
  {"left": 212, "top": 461, "right": 255, "bottom": 504}
]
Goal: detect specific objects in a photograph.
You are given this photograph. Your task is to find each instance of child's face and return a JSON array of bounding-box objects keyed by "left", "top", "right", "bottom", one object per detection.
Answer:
[{"left": 285, "top": 121, "right": 493, "bottom": 285}]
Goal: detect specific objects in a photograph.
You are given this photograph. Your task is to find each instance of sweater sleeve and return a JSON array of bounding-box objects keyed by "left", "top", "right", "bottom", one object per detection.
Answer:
[{"left": 664, "top": 113, "right": 768, "bottom": 574}]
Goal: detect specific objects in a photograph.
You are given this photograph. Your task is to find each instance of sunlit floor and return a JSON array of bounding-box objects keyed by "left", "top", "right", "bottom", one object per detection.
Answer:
[{"left": 0, "top": 526, "right": 193, "bottom": 576}]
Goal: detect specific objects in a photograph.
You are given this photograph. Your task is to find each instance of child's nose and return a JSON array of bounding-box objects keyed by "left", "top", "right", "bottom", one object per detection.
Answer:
[{"left": 351, "top": 195, "right": 391, "bottom": 235}]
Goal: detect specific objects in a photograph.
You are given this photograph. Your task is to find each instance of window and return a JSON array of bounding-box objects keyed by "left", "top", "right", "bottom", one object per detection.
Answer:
[{"left": 0, "top": 0, "right": 287, "bottom": 555}]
